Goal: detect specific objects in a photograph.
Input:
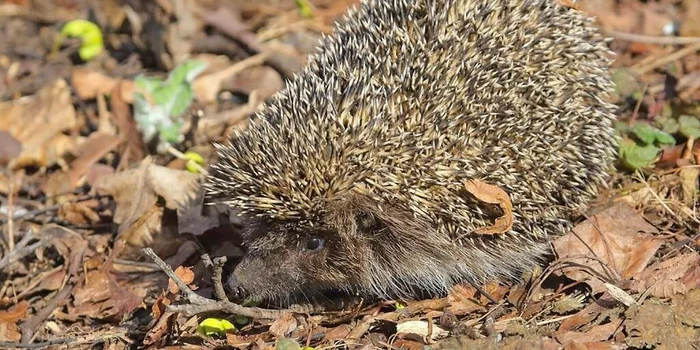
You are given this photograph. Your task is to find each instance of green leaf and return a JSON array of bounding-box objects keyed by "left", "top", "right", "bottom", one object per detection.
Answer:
[
  {"left": 631, "top": 122, "right": 675, "bottom": 146},
  {"left": 197, "top": 317, "right": 236, "bottom": 337},
  {"left": 276, "top": 337, "right": 301, "bottom": 350},
  {"left": 619, "top": 138, "right": 661, "bottom": 171},
  {"left": 657, "top": 117, "right": 679, "bottom": 135},
  {"left": 131, "top": 60, "right": 207, "bottom": 149},
  {"left": 679, "top": 115, "right": 700, "bottom": 139},
  {"left": 60, "top": 19, "right": 104, "bottom": 61},
  {"left": 296, "top": 0, "right": 314, "bottom": 18},
  {"left": 611, "top": 68, "right": 641, "bottom": 98}
]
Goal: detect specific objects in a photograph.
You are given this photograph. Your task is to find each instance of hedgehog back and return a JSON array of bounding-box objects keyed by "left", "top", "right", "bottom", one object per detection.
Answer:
[{"left": 208, "top": 0, "right": 617, "bottom": 248}]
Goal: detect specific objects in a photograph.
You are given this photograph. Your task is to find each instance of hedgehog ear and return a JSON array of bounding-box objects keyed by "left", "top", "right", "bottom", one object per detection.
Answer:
[{"left": 354, "top": 211, "right": 387, "bottom": 234}]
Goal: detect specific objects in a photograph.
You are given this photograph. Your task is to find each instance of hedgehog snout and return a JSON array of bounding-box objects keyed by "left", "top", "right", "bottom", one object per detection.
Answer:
[{"left": 225, "top": 272, "right": 249, "bottom": 300}]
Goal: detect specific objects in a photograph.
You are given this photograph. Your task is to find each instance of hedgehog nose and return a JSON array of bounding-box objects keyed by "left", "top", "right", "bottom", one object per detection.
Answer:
[{"left": 225, "top": 274, "right": 248, "bottom": 300}]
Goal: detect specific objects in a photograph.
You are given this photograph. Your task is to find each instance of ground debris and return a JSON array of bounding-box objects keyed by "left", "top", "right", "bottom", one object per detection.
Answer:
[{"left": 0, "top": 0, "right": 699, "bottom": 349}]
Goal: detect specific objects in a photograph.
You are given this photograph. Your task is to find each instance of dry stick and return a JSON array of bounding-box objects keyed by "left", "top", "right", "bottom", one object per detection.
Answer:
[
  {"left": 7, "top": 174, "right": 15, "bottom": 250},
  {"left": 634, "top": 41, "right": 700, "bottom": 75},
  {"left": 142, "top": 248, "right": 284, "bottom": 319},
  {"left": 0, "top": 230, "right": 46, "bottom": 271},
  {"left": 20, "top": 283, "right": 75, "bottom": 343},
  {"left": 605, "top": 30, "right": 700, "bottom": 45}
]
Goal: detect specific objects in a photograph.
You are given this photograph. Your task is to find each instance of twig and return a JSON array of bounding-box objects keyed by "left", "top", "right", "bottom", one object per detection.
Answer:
[
  {"left": 634, "top": 41, "right": 700, "bottom": 75},
  {"left": 20, "top": 284, "right": 75, "bottom": 343},
  {"left": 142, "top": 248, "right": 212, "bottom": 305},
  {"left": 535, "top": 314, "right": 576, "bottom": 326},
  {"left": 7, "top": 173, "right": 15, "bottom": 250},
  {"left": 165, "top": 146, "right": 209, "bottom": 176},
  {"left": 605, "top": 30, "right": 700, "bottom": 45},
  {"left": 212, "top": 256, "right": 230, "bottom": 302},
  {"left": 0, "top": 338, "right": 73, "bottom": 349},
  {"left": 0, "top": 230, "right": 46, "bottom": 271},
  {"left": 142, "top": 248, "right": 285, "bottom": 319}
]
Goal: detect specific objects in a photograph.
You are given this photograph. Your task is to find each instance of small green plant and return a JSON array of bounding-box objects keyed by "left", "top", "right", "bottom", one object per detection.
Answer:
[
  {"left": 616, "top": 121, "right": 676, "bottom": 171},
  {"left": 57, "top": 19, "right": 104, "bottom": 61},
  {"left": 133, "top": 60, "right": 207, "bottom": 152}
]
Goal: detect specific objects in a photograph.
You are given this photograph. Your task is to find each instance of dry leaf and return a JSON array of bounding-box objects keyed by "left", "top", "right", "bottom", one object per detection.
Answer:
[
  {"left": 631, "top": 253, "right": 700, "bottom": 297},
  {"left": 679, "top": 166, "right": 698, "bottom": 205},
  {"left": 168, "top": 266, "right": 195, "bottom": 294},
  {"left": 0, "top": 301, "right": 28, "bottom": 342},
  {"left": 269, "top": 312, "right": 298, "bottom": 337},
  {"left": 71, "top": 270, "right": 144, "bottom": 321},
  {"left": 92, "top": 157, "right": 201, "bottom": 247},
  {"left": 71, "top": 69, "right": 135, "bottom": 103},
  {"left": 67, "top": 132, "right": 123, "bottom": 186},
  {"left": 556, "top": 319, "right": 623, "bottom": 346},
  {"left": 396, "top": 320, "right": 449, "bottom": 342},
  {"left": 192, "top": 53, "right": 269, "bottom": 104},
  {"left": 552, "top": 203, "right": 662, "bottom": 293},
  {"left": 0, "top": 79, "right": 78, "bottom": 169},
  {"left": 464, "top": 179, "right": 513, "bottom": 235}
]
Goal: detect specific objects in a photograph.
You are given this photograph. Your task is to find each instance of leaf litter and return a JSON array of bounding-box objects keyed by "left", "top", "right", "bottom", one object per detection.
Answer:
[{"left": 1, "top": 0, "right": 700, "bottom": 349}]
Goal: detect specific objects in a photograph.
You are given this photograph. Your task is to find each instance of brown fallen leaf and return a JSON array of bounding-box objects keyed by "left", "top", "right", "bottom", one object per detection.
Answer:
[
  {"left": 192, "top": 53, "right": 269, "bottom": 104},
  {"left": 552, "top": 203, "right": 662, "bottom": 293},
  {"left": 92, "top": 157, "right": 201, "bottom": 248},
  {"left": 464, "top": 179, "right": 513, "bottom": 235},
  {"left": 557, "top": 293, "right": 620, "bottom": 334},
  {"left": 0, "top": 301, "right": 29, "bottom": 342},
  {"left": 630, "top": 253, "right": 700, "bottom": 297},
  {"left": 71, "top": 270, "right": 144, "bottom": 321},
  {"left": 67, "top": 132, "right": 123, "bottom": 185},
  {"left": 269, "top": 312, "right": 298, "bottom": 338},
  {"left": 110, "top": 81, "right": 146, "bottom": 166},
  {"left": 221, "top": 65, "right": 284, "bottom": 101},
  {"left": 556, "top": 318, "right": 623, "bottom": 346},
  {"left": 445, "top": 284, "right": 486, "bottom": 316},
  {"left": 0, "top": 79, "right": 78, "bottom": 169},
  {"left": 168, "top": 266, "right": 195, "bottom": 294},
  {"left": 71, "top": 69, "right": 135, "bottom": 103},
  {"left": 58, "top": 200, "right": 101, "bottom": 226}
]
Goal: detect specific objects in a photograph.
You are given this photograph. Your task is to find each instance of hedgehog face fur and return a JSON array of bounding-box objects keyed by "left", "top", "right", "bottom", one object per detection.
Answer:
[{"left": 206, "top": 0, "right": 617, "bottom": 304}]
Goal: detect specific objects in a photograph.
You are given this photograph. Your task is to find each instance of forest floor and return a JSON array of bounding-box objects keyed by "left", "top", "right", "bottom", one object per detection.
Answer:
[{"left": 1, "top": 0, "right": 699, "bottom": 349}]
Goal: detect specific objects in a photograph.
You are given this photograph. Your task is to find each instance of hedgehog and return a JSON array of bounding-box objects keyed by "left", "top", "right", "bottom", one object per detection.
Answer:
[{"left": 205, "top": 0, "right": 617, "bottom": 305}]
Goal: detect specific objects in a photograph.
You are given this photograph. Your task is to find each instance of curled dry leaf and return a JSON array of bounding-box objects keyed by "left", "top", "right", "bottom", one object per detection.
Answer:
[
  {"left": 168, "top": 266, "right": 195, "bottom": 294},
  {"left": 0, "top": 79, "right": 78, "bottom": 169},
  {"left": 464, "top": 179, "right": 513, "bottom": 235},
  {"left": 552, "top": 203, "right": 662, "bottom": 293}
]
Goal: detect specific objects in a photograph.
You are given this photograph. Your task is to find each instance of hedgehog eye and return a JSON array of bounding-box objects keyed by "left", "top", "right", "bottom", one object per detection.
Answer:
[{"left": 304, "top": 237, "right": 325, "bottom": 252}]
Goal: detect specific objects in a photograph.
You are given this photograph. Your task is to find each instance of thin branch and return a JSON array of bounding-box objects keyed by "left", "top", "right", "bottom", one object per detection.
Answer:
[
  {"left": 605, "top": 30, "right": 700, "bottom": 45},
  {"left": 0, "top": 230, "right": 46, "bottom": 271},
  {"left": 143, "top": 248, "right": 286, "bottom": 319}
]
